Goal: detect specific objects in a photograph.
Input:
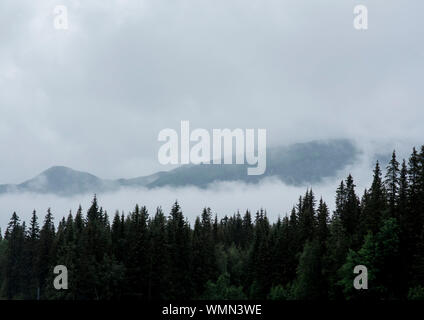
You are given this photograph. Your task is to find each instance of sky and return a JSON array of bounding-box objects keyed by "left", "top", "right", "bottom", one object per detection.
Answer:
[{"left": 1, "top": 1, "right": 424, "bottom": 228}]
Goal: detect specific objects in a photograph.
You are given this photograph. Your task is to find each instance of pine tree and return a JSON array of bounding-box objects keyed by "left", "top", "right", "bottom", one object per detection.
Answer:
[
  {"left": 298, "top": 190, "right": 316, "bottom": 246},
  {"left": 363, "top": 161, "right": 387, "bottom": 234},
  {"left": 399, "top": 159, "right": 411, "bottom": 295},
  {"left": 147, "top": 207, "right": 169, "bottom": 300},
  {"left": 335, "top": 181, "right": 346, "bottom": 220},
  {"left": 166, "top": 201, "right": 193, "bottom": 299},
  {"left": 291, "top": 240, "right": 323, "bottom": 300},
  {"left": 338, "top": 217, "right": 401, "bottom": 299},
  {"left": 192, "top": 208, "right": 217, "bottom": 296},
  {"left": 241, "top": 210, "right": 253, "bottom": 249},
  {"left": 23, "top": 210, "right": 40, "bottom": 299},
  {"left": 413, "top": 146, "right": 424, "bottom": 285},
  {"left": 125, "top": 204, "right": 150, "bottom": 298},
  {"left": 270, "top": 215, "right": 293, "bottom": 288},
  {"left": 326, "top": 214, "right": 349, "bottom": 300},
  {"left": 398, "top": 159, "right": 408, "bottom": 219},
  {"left": 385, "top": 151, "right": 400, "bottom": 218},
  {"left": 111, "top": 211, "right": 125, "bottom": 263},
  {"left": 247, "top": 210, "right": 271, "bottom": 299},
  {"left": 403, "top": 148, "right": 423, "bottom": 289},
  {"left": 339, "top": 175, "right": 361, "bottom": 243},
  {"left": 316, "top": 198, "right": 329, "bottom": 251},
  {"left": 81, "top": 196, "right": 116, "bottom": 299},
  {"left": 37, "top": 209, "right": 55, "bottom": 298},
  {"left": 2, "top": 212, "right": 25, "bottom": 299}
]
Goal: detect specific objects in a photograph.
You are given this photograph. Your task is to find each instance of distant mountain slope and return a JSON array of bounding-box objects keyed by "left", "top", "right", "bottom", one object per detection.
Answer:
[
  {"left": 0, "top": 166, "right": 117, "bottom": 196},
  {"left": 147, "top": 139, "right": 359, "bottom": 188},
  {"left": 0, "top": 139, "right": 359, "bottom": 196}
]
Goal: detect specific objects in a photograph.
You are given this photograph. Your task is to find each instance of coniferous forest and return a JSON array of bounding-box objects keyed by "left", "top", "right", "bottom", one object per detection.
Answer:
[{"left": 1, "top": 146, "right": 424, "bottom": 300}]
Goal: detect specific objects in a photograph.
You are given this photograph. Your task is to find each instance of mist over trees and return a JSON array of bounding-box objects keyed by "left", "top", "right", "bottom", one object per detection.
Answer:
[{"left": 1, "top": 146, "right": 424, "bottom": 300}]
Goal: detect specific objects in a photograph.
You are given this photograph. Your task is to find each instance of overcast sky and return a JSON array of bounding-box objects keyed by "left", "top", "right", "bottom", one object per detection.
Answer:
[{"left": 1, "top": 0, "right": 424, "bottom": 184}]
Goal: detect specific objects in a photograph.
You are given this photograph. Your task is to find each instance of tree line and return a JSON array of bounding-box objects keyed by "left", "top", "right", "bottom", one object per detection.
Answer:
[{"left": 1, "top": 146, "right": 424, "bottom": 300}]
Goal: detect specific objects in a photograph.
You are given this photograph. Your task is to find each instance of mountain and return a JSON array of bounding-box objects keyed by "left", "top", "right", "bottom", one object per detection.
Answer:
[
  {"left": 147, "top": 139, "right": 359, "bottom": 188},
  {"left": 0, "top": 139, "right": 360, "bottom": 196},
  {"left": 0, "top": 166, "right": 114, "bottom": 196}
]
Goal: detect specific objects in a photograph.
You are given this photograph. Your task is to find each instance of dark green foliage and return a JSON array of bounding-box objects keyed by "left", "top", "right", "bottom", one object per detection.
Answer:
[
  {"left": 1, "top": 145, "right": 424, "bottom": 300},
  {"left": 338, "top": 217, "right": 401, "bottom": 299},
  {"left": 166, "top": 201, "right": 193, "bottom": 299},
  {"left": 147, "top": 207, "right": 169, "bottom": 300},
  {"left": 202, "top": 273, "right": 246, "bottom": 300},
  {"left": 2, "top": 212, "right": 25, "bottom": 299},
  {"left": 267, "top": 284, "right": 290, "bottom": 300},
  {"left": 408, "top": 286, "right": 424, "bottom": 300},
  {"left": 291, "top": 240, "right": 324, "bottom": 300},
  {"left": 363, "top": 162, "right": 387, "bottom": 234},
  {"left": 247, "top": 210, "right": 272, "bottom": 299},
  {"left": 338, "top": 233, "right": 376, "bottom": 300},
  {"left": 125, "top": 204, "right": 150, "bottom": 298},
  {"left": 385, "top": 151, "right": 400, "bottom": 218},
  {"left": 37, "top": 209, "right": 55, "bottom": 298},
  {"left": 192, "top": 208, "right": 218, "bottom": 296}
]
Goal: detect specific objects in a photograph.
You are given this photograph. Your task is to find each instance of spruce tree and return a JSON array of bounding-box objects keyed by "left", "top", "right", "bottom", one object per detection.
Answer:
[
  {"left": 125, "top": 204, "right": 149, "bottom": 298},
  {"left": 317, "top": 198, "right": 329, "bottom": 251},
  {"left": 23, "top": 210, "right": 40, "bottom": 299},
  {"left": 147, "top": 207, "right": 169, "bottom": 300},
  {"left": 363, "top": 161, "right": 387, "bottom": 234},
  {"left": 2, "top": 212, "right": 25, "bottom": 299},
  {"left": 166, "top": 201, "right": 193, "bottom": 299},
  {"left": 37, "top": 209, "right": 55, "bottom": 298},
  {"left": 385, "top": 151, "right": 400, "bottom": 218}
]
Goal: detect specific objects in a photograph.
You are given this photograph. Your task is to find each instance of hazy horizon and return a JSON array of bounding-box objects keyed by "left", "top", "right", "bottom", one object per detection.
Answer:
[
  {"left": 2, "top": 1, "right": 424, "bottom": 183},
  {"left": 1, "top": 1, "right": 424, "bottom": 232}
]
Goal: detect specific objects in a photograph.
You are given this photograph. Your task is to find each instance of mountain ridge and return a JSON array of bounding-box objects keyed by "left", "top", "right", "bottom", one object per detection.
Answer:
[{"left": 0, "top": 139, "right": 360, "bottom": 196}]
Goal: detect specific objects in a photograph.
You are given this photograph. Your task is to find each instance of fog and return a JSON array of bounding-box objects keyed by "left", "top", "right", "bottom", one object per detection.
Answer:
[
  {"left": 1, "top": 0, "right": 424, "bottom": 184},
  {"left": 0, "top": 149, "right": 381, "bottom": 231},
  {"left": 1, "top": 1, "right": 424, "bottom": 231}
]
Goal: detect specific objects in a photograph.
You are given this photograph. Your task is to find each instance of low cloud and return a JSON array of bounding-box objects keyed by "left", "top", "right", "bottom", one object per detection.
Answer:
[
  {"left": 0, "top": 150, "right": 378, "bottom": 231},
  {"left": 1, "top": 1, "right": 424, "bottom": 184}
]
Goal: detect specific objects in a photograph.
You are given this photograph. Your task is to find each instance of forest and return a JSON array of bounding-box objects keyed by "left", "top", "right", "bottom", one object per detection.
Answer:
[{"left": 1, "top": 146, "right": 424, "bottom": 300}]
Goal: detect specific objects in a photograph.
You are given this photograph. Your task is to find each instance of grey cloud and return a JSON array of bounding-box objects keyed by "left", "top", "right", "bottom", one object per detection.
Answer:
[{"left": 1, "top": 0, "right": 423, "bottom": 184}]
